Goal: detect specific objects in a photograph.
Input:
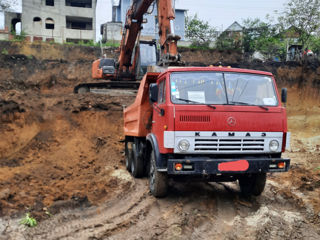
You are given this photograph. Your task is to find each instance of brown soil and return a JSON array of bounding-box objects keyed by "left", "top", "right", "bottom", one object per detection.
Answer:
[
  {"left": 0, "top": 46, "right": 319, "bottom": 239},
  {"left": 0, "top": 88, "right": 136, "bottom": 218}
]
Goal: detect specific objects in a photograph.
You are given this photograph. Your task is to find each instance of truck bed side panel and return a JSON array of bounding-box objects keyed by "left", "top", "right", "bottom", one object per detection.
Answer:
[{"left": 123, "top": 72, "right": 160, "bottom": 137}]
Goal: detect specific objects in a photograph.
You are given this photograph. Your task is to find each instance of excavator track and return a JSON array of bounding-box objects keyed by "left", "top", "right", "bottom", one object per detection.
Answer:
[{"left": 74, "top": 81, "right": 141, "bottom": 93}]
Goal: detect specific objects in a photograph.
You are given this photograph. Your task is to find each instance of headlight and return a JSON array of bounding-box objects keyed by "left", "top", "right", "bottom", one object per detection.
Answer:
[
  {"left": 269, "top": 140, "right": 279, "bottom": 152},
  {"left": 178, "top": 139, "right": 190, "bottom": 152}
]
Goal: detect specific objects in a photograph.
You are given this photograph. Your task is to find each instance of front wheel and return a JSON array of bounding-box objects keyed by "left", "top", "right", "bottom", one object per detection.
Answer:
[
  {"left": 149, "top": 148, "right": 168, "bottom": 197},
  {"left": 239, "top": 173, "right": 266, "bottom": 196}
]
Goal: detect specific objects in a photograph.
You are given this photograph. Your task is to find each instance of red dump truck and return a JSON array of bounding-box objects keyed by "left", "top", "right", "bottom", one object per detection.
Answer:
[{"left": 123, "top": 66, "right": 290, "bottom": 197}]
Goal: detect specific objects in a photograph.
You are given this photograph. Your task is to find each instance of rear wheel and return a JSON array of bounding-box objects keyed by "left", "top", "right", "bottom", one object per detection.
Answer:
[
  {"left": 131, "top": 142, "right": 144, "bottom": 178},
  {"left": 125, "top": 141, "right": 133, "bottom": 172},
  {"left": 239, "top": 173, "right": 267, "bottom": 196},
  {"left": 149, "top": 148, "right": 168, "bottom": 197}
]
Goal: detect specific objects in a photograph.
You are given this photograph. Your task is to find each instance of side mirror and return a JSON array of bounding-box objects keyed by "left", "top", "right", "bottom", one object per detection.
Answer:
[
  {"left": 281, "top": 88, "right": 287, "bottom": 103},
  {"left": 149, "top": 83, "right": 158, "bottom": 103}
]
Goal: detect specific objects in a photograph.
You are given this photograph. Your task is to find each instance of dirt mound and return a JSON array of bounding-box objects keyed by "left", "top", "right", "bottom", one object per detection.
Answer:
[
  {"left": 0, "top": 54, "right": 94, "bottom": 92},
  {"left": 0, "top": 89, "right": 135, "bottom": 219}
]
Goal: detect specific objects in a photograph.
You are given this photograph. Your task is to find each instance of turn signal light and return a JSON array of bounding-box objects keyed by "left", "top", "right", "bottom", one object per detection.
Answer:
[
  {"left": 278, "top": 162, "right": 285, "bottom": 169},
  {"left": 175, "top": 163, "right": 183, "bottom": 171}
]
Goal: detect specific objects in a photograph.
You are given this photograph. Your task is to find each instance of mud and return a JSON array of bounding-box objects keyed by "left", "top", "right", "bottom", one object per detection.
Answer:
[
  {"left": 0, "top": 46, "right": 320, "bottom": 239},
  {"left": 0, "top": 87, "right": 319, "bottom": 240}
]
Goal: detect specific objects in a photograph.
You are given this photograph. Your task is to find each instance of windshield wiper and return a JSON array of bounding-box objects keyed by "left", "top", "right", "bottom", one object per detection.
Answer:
[
  {"left": 176, "top": 98, "right": 216, "bottom": 109},
  {"left": 229, "top": 101, "right": 269, "bottom": 111}
]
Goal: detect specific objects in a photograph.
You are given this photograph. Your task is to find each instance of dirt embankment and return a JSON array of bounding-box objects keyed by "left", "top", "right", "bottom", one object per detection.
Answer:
[
  {"left": 0, "top": 41, "right": 105, "bottom": 61},
  {"left": 0, "top": 88, "right": 136, "bottom": 218},
  {"left": 0, "top": 42, "right": 119, "bottom": 92},
  {"left": 0, "top": 43, "right": 319, "bottom": 239},
  {"left": 0, "top": 42, "right": 319, "bottom": 92}
]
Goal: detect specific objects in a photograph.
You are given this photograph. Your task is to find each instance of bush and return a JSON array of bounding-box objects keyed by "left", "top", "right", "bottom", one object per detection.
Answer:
[
  {"left": 11, "top": 30, "right": 27, "bottom": 41},
  {"left": 1, "top": 48, "right": 8, "bottom": 55},
  {"left": 309, "top": 36, "right": 320, "bottom": 55}
]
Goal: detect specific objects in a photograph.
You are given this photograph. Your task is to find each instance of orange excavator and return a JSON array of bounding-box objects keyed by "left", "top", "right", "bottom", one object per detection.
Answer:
[{"left": 74, "top": 0, "right": 183, "bottom": 93}]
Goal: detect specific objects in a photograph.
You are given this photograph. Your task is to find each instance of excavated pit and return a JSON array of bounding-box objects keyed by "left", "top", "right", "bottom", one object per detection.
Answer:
[{"left": 0, "top": 46, "right": 319, "bottom": 239}]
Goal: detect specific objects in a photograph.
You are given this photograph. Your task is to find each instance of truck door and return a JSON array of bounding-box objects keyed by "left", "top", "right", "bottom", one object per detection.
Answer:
[{"left": 152, "top": 77, "right": 168, "bottom": 152}]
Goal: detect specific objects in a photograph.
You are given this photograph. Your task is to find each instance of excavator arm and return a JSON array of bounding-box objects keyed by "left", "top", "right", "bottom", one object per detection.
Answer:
[
  {"left": 118, "top": 0, "right": 182, "bottom": 77},
  {"left": 118, "top": 0, "right": 155, "bottom": 76},
  {"left": 157, "top": 0, "right": 181, "bottom": 65}
]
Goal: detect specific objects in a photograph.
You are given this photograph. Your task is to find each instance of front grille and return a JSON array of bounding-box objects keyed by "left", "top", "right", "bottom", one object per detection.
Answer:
[
  {"left": 180, "top": 115, "right": 210, "bottom": 122},
  {"left": 194, "top": 138, "right": 265, "bottom": 152}
]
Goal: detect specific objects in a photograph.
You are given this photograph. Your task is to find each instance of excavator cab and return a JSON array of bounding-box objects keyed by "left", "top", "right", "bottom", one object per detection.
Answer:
[
  {"left": 91, "top": 58, "right": 116, "bottom": 80},
  {"left": 99, "top": 58, "right": 116, "bottom": 75},
  {"left": 137, "top": 40, "right": 159, "bottom": 77}
]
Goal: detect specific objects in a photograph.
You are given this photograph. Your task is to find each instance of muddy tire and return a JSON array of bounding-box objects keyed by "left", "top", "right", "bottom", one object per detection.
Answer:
[
  {"left": 239, "top": 173, "right": 266, "bottom": 196},
  {"left": 125, "top": 141, "right": 133, "bottom": 172},
  {"left": 149, "top": 148, "right": 168, "bottom": 198},
  {"left": 131, "top": 143, "right": 144, "bottom": 178},
  {"left": 78, "top": 86, "right": 89, "bottom": 94}
]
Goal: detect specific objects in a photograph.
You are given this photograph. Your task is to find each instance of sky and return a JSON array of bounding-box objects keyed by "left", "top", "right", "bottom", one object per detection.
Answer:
[
  {"left": 1, "top": 0, "right": 289, "bottom": 38},
  {"left": 96, "top": 0, "right": 288, "bottom": 39}
]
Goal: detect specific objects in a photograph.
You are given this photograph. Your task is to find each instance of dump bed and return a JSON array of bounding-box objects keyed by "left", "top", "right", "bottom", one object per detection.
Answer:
[{"left": 123, "top": 72, "right": 160, "bottom": 137}]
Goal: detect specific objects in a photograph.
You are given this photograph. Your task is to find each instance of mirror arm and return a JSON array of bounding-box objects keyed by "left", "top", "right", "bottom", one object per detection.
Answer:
[{"left": 152, "top": 103, "right": 165, "bottom": 116}]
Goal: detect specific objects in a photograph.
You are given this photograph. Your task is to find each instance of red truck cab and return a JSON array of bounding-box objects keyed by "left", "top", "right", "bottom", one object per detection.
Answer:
[{"left": 124, "top": 67, "right": 290, "bottom": 197}]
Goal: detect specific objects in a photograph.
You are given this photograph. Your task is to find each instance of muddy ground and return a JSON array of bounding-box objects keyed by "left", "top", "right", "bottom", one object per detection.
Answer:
[{"left": 0, "top": 45, "right": 320, "bottom": 239}]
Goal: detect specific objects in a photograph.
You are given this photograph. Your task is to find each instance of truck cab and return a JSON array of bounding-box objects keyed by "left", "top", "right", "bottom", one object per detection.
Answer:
[{"left": 124, "top": 67, "right": 290, "bottom": 197}]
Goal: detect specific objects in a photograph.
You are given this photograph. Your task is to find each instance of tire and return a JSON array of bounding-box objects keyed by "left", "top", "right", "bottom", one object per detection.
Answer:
[
  {"left": 125, "top": 141, "right": 133, "bottom": 172},
  {"left": 78, "top": 86, "right": 89, "bottom": 94},
  {"left": 239, "top": 173, "right": 266, "bottom": 196},
  {"left": 131, "top": 142, "right": 144, "bottom": 178},
  {"left": 149, "top": 148, "right": 168, "bottom": 197}
]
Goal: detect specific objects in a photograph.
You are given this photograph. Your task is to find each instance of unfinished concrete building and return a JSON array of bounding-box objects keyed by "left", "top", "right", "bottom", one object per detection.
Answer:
[
  {"left": 0, "top": 11, "right": 21, "bottom": 40},
  {"left": 21, "top": 0, "right": 97, "bottom": 43}
]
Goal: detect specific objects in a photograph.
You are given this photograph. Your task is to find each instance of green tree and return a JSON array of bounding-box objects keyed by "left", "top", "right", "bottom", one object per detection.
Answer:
[
  {"left": 278, "top": 0, "right": 320, "bottom": 47},
  {"left": 309, "top": 35, "right": 320, "bottom": 54},
  {"left": 215, "top": 32, "right": 243, "bottom": 51},
  {"left": 242, "top": 18, "right": 270, "bottom": 53},
  {"left": 185, "top": 14, "right": 217, "bottom": 48},
  {"left": 242, "top": 18, "right": 286, "bottom": 59}
]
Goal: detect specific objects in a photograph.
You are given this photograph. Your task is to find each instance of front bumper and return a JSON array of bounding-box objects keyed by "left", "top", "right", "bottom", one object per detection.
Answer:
[{"left": 166, "top": 157, "right": 290, "bottom": 175}]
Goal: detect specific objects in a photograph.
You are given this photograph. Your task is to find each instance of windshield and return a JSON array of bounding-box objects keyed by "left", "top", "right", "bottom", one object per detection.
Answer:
[
  {"left": 170, "top": 72, "right": 278, "bottom": 106},
  {"left": 140, "top": 43, "right": 157, "bottom": 67}
]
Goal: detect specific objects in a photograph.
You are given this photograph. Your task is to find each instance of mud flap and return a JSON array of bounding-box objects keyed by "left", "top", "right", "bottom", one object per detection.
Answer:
[{"left": 146, "top": 133, "right": 167, "bottom": 170}]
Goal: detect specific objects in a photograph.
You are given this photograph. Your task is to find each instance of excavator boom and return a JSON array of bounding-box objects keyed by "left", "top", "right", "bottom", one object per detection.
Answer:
[{"left": 118, "top": 0, "right": 155, "bottom": 75}]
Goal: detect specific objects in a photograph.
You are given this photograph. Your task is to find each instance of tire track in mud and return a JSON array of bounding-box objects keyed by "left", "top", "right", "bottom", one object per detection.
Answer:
[
  {"left": 3, "top": 174, "right": 320, "bottom": 240},
  {"left": 102, "top": 181, "right": 239, "bottom": 240},
  {"left": 26, "top": 179, "right": 153, "bottom": 240},
  {"left": 103, "top": 179, "right": 320, "bottom": 240}
]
